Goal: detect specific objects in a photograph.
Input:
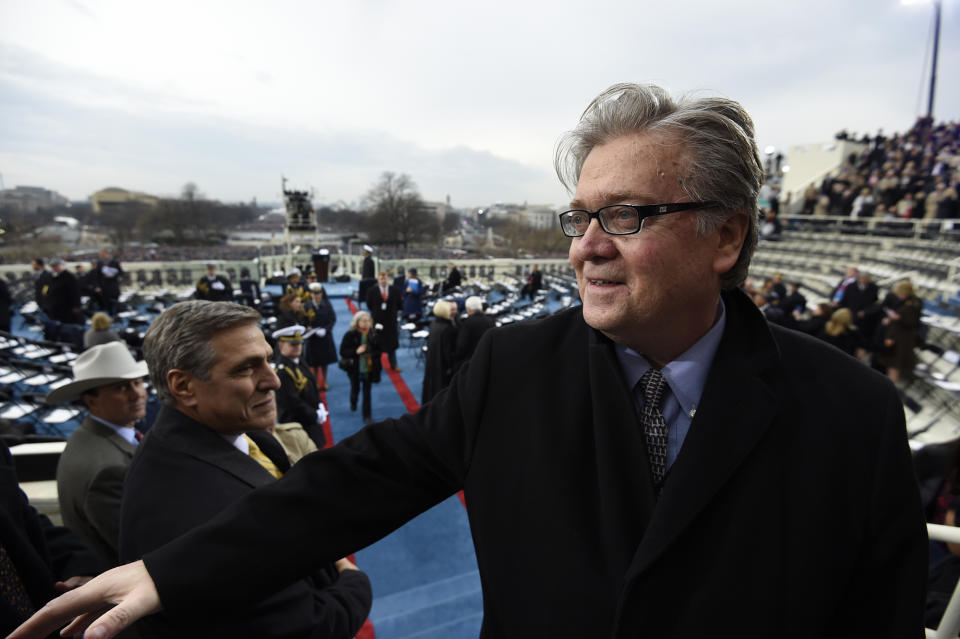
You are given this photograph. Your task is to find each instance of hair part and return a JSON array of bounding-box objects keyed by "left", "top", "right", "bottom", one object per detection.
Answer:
[
  {"left": 554, "top": 82, "right": 764, "bottom": 290},
  {"left": 143, "top": 301, "right": 262, "bottom": 406}
]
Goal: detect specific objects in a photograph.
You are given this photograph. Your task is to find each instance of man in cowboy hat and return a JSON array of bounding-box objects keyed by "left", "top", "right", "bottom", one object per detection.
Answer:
[
  {"left": 49, "top": 342, "right": 148, "bottom": 567},
  {"left": 273, "top": 324, "right": 327, "bottom": 449}
]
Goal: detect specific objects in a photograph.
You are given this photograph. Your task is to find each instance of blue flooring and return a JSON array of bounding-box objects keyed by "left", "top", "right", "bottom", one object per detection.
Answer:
[{"left": 323, "top": 294, "right": 482, "bottom": 639}]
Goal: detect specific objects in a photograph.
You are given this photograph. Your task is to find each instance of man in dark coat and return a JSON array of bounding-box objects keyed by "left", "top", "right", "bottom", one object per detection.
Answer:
[
  {"left": 93, "top": 250, "right": 123, "bottom": 316},
  {"left": 194, "top": 263, "right": 232, "bottom": 302},
  {"left": 11, "top": 83, "right": 927, "bottom": 639},
  {"left": 453, "top": 296, "right": 494, "bottom": 373},
  {"left": 442, "top": 262, "right": 462, "bottom": 293},
  {"left": 46, "top": 259, "right": 83, "bottom": 325},
  {"left": 364, "top": 271, "right": 402, "bottom": 371},
  {"left": 0, "top": 441, "right": 102, "bottom": 637},
  {"left": 421, "top": 300, "right": 457, "bottom": 405},
  {"left": 117, "top": 301, "right": 370, "bottom": 639},
  {"left": 520, "top": 265, "right": 542, "bottom": 300},
  {"left": 357, "top": 245, "right": 376, "bottom": 308},
  {"left": 31, "top": 258, "right": 53, "bottom": 315},
  {"left": 272, "top": 325, "right": 326, "bottom": 450},
  {"left": 840, "top": 271, "right": 880, "bottom": 330}
]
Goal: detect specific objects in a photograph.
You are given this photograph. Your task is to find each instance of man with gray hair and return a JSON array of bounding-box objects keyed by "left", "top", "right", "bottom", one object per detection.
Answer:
[
  {"left": 14, "top": 84, "right": 925, "bottom": 639},
  {"left": 116, "top": 301, "right": 371, "bottom": 638},
  {"left": 453, "top": 296, "right": 494, "bottom": 373}
]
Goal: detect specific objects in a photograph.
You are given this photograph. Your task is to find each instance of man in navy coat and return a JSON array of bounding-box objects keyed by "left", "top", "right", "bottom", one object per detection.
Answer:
[{"left": 12, "top": 83, "right": 927, "bottom": 639}]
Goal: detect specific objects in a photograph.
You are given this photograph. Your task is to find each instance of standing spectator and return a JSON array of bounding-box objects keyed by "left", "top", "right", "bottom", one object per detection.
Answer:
[
  {"left": 831, "top": 265, "right": 859, "bottom": 305},
  {"left": 358, "top": 245, "right": 376, "bottom": 308},
  {"left": 47, "top": 259, "right": 83, "bottom": 325},
  {"left": 83, "top": 313, "right": 122, "bottom": 350},
  {"left": 520, "top": 266, "right": 542, "bottom": 301},
  {"left": 339, "top": 311, "right": 381, "bottom": 424},
  {"left": 454, "top": 296, "right": 495, "bottom": 373},
  {"left": 780, "top": 282, "right": 807, "bottom": 316},
  {"left": 31, "top": 257, "right": 52, "bottom": 315},
  {"left": 880, "top": 280, "right": 923, "bottom": 384},
  {"left": 801, "top": 184, "right": 818, "bottom": 215},
  {"left": 401, "top": 268, "right": 424, "bottom": 322},
  {"left": 851, "top": 188, "right": 876, "bottom": 218},
  {"left": 303, "top": 283, "right": 338, "bottom": 390},
  {"left": 194, "top": 262, "right": 232, "bottom": 302},
  {"left": 0, "top": 277, "right": 10, "bottom": 332},
  {"left": 365, "top": 271, "right": 402, "bottom": 372},
  {"left": 237, "top": 267, "right": 261, "bottom": 308},
  {"left": 421, "top": 300, "right": 458, "bottom": 405},
  {"left": 442, "top": 262, "right": 462, "bottom": 293},
  {"left": 93, "top": 250, "right": 123, "bottom": 316},
  {"left": 272, "top": 325, "right": 326, "bottom": 450},
  {"left": 276, "top": 293, "right": 304, "bottom": 328},
  {"left": 840, "top": 271, "right": 879, "bottom": 328}
]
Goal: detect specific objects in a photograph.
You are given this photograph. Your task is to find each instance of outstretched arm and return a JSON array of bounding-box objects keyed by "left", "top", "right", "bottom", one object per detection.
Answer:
[{"left": 9, "top": 560, "right": 161, "bottom": 639}]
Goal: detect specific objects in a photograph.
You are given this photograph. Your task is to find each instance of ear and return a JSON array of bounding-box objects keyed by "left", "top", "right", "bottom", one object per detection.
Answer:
[
  {"left": 712, "top": 211, "right": 749, "bottom": 276},
  {"left": 167, "top": 369, "right": 198, "bottom": 408}
]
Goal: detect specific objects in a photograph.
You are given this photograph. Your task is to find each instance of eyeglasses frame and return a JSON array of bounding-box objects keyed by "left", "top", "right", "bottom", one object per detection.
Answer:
[{"left": 558, "top": 201, "right": 722, "bottom": 238}]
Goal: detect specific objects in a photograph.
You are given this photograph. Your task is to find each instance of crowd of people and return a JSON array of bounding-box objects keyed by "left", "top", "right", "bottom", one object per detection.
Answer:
[
  {"left": 805, "top": 119, "right": 959, "bottom": 219},
  {"left": 6, "top": 83, "right": 953, "bottom": 638},
  {"left": 746, "top": 266, "right": 924, "bottom": 385}
]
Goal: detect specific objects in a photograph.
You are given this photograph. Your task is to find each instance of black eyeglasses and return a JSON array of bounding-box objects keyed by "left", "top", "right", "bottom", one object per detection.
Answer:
[{"left": 558, "top": 201, "right": 721, "bottom": 237}]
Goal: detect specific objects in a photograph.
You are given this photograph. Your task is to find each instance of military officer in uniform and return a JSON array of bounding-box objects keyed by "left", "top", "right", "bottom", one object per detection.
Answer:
[
  {"left": 273, "top": 325, "right": 327, "bottom": 449},
  {"left": 194, "top": 262, "right": 233, "bottom": 302}
]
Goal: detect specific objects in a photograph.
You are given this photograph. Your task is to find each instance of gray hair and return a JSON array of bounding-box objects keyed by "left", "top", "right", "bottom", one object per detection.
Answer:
[
  {"left": 143, "top": 301, "right": 262, "bottom": 406},
  {"left": 465, "top": 296, "right": 484, "bottom": 313},
  {"left": 554, "top": 83, "right": 764, "bottom": 290},
  {"left": 349, "top": 310, "right": 372, "bottom": 331}
]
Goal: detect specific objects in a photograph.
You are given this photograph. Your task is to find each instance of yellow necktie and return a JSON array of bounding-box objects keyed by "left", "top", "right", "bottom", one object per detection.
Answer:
[{"left": 244, "top": 435, "right": 283, "bottom": 479}]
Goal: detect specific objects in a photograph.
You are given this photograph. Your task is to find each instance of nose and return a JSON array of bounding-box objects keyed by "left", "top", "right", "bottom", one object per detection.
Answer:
[
  {"left": 262, "top": 366, "right": 282, "bottom": 391},
  {"left": 570, "top": 218, "right": 617, "bottom": 262}
]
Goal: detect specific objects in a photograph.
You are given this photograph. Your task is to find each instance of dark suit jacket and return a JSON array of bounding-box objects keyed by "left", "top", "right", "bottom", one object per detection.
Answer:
[
  {"left": 454, "top": 313, "right": 496, "bottom": 372},
  {"left": 0, "top": 442, "right": 102, "bottom": 637},
  {"left": 47, "top": 270, "right": 82, "bottom": 324},
  {"left": 120, "top": 406, "right": 371, "bottom": 638},
  {"left": 142, "top": 290, "right": 926, "bottom": 638},
  {"left": 365, "top": 284, "right": 402, "bottom": 352},
  {"left": 56, "top": 417, "right": 136, "bottom": 567}
]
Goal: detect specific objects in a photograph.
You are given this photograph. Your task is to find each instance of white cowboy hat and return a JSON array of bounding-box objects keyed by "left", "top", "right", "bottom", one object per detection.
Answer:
[{"left": 46, "top": 342, "right": 149, "bottom": 405}]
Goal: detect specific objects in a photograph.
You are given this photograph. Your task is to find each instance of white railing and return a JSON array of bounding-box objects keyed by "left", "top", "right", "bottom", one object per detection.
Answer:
[{"left": 926, "top": 523, "right": 960, "bottom": 638}]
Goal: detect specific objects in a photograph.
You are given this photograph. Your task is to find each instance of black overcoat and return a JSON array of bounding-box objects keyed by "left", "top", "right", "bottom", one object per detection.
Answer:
[
  {"left": 364, "top": 284, "right": 402, "bottom": 352},
  {"left": 120, "top": 407, "right": 371, "bottom": 638},
  {"left": 142, "top": 289, "right": 927, "bottom": 638}
]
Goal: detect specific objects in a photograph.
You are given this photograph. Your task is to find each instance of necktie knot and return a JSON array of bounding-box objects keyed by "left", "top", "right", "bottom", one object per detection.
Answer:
[{"left": 638, "top": 368, "right": 667, "bottom": 410}]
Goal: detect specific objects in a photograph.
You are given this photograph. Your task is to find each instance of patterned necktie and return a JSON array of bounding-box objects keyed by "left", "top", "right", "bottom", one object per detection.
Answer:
[
  {"left": 244, "top": 435, "right": 283, "bottom": 479},
  {"left": 638, "top": 368, "right": 669, "bottom": 489}
]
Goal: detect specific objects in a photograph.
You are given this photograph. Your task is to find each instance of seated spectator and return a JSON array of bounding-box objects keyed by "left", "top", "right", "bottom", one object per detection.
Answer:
[
  {"left": 83, "top": 312, "right": 122, "bottom": 350},
  {"left": 817, "top": 308, "right": 861, "bottom": 357},
  {"left": 0, "top": 441, "right": 103, "bottom": 636},
  {"left": 238, "top": 267, "right": 261, "bottom": 308},
  {"left": 422, "top": 300, "right": 458, "bottom": 405},
  {"left": 47, "top": 342, "right": 148, "bottom": 567},
  {"left": 780, "top": 282, "right": 807, "bottom": 316},
  {"left": 120, "top": 301, "right": 372, "bottom": 638}
]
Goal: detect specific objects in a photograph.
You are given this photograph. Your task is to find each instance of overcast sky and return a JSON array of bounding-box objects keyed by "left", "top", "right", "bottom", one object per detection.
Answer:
[{"left": 1, "top": 0, "right": 958, "bottom": 209}]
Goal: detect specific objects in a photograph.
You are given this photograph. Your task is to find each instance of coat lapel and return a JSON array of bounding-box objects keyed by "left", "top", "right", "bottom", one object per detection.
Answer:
[
  {"left": 623, "top": 290, "right": 782, "bottom": 582},
  {"left": 587, "top": 330, "right": 658, "bottom": 558},
  {"left": 152, "top": 407, "right": 278, "bottom": 489}
]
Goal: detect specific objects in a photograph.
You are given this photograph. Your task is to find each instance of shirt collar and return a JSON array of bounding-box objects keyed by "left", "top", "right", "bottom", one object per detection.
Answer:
[
  {"left": 615, "top": 298, "right": 726, "bottom": 416},
  {"left": 88, "top": 414, "right": 138, "bottom": 446},
  {"left": 225, "top": 433, "right": 248, "bottom": 454}
]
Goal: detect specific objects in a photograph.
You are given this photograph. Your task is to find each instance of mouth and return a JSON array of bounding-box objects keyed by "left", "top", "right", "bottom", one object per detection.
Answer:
[
  {"left": 585, "top": 278, "right": 624, "bottom": 288},
  {"left": 252, "top": 395, "right": 275, "bottom": 410}
]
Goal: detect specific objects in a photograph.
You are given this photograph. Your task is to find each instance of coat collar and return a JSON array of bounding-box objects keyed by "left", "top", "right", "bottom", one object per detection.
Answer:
[
  {"left": 147, "top": 406, "right": 278, "bottom": 489},
  {"left": 81, "top": 416, "right": 137, "bottom": 457}
]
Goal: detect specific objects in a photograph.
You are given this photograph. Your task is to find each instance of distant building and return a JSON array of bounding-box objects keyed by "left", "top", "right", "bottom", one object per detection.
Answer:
[
  {"left": 0, "top": 185, "right": 69, "bottom": 213},
  {"left": 91, "top": 187, "right": 159, "bottom": 214},
  {"left": 477, "top": 203, "right": 556, "bottom": 229}
]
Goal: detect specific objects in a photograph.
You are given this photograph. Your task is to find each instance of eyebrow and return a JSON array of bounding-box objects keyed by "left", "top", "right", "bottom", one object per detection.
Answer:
[
  {"left": 568, "top": 191, "right": 655, "bottom": 210},
  {"left": 231, "top": 354, "right": 269, "bottom": 373}
]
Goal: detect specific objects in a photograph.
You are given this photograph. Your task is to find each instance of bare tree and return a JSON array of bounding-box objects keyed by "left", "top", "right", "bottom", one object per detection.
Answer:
[{"left": 363, "top": 172, "right": 438, "bottom": 252}]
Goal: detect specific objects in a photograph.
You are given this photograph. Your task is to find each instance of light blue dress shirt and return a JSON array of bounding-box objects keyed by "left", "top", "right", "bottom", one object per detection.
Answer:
[{"left": 614, "top": 298, "right": 727, "bottom": 472}]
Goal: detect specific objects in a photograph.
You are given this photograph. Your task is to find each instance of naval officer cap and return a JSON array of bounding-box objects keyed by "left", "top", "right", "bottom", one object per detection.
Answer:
[{"left": 272, "top": 324, "right": 306, "bottom": 344}]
